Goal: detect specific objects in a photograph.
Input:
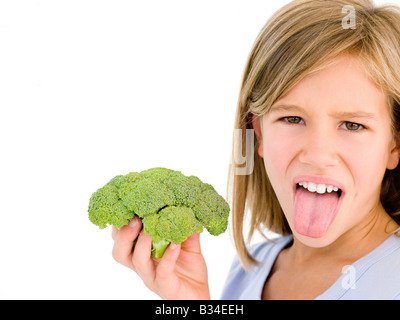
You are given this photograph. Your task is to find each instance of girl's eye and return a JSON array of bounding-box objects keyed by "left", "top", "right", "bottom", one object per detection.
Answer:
[
  {"left": 340, "top": 121, "right": 365, "bottom": 131},
  {"left": 279, "top": 118, "right": 366, "bottom": 131},
  {"left": 282, "top": 116, "right": 304, "bottom": 124}
]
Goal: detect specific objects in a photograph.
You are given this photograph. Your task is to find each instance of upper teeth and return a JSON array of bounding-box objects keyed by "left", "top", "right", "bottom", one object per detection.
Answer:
[{"left": 298, "top": 182, "right": 339, "bottom": 194}]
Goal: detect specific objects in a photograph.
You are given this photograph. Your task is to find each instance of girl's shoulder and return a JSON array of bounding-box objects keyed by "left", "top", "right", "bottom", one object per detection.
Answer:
[
  {"left": 248, "top": 235, "right": 293, "bottom": 260},
  {"left": 220, "top": 235, "right": 292, "bottom": 300},
  {"left": 229, "top": 235, "right": 293, "bottom": 273}
]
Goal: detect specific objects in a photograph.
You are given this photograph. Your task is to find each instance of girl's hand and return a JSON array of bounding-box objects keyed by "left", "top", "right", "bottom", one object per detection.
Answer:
[{"left": 111, "top": 217, "right": 210, "bottom": 300}]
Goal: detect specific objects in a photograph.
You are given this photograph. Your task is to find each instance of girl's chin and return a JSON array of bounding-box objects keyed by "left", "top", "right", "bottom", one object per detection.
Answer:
[{"left": 291, "top": 229, "right": 341, "bottom": 248}]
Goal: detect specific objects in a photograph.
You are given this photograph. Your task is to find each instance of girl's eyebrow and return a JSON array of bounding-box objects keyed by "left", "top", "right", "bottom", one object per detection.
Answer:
[
  {"left": 333, "top": 110, "right": 377, "bottom": 121},
  {"left": 269, "top": 104, "right": 377, "bottom": 121},
  {"left": 269, "top": 104, "right": 303, "bottom": 114}
]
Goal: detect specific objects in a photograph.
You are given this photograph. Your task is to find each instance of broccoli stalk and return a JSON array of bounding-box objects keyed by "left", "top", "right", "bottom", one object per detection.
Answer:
[
  {"left": 88, "top": 167, "right": 230, "bottom": 258},
  {"left": 151, "top": 236, "right": 171, "bottom": 259}
]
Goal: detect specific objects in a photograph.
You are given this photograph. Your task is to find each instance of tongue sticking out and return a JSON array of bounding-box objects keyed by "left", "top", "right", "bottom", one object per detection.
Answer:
[{"left": 293, "top": 187, "right": 340, "bottom": 238}]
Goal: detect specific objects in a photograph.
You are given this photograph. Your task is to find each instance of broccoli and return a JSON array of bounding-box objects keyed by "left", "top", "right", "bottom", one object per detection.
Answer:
[{"left": 88, "top": 167, "right": 230, "bottom": 258}]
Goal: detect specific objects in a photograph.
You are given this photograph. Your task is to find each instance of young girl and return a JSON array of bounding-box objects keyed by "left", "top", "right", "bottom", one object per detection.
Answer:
[{"left": 111, "top": 0, "right": 400, "bottom": 299}]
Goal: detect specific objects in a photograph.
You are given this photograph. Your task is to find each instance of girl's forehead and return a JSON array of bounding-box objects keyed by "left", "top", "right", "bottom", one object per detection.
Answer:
[{"left": 275, "top": 55, "right": 388, "bottom": 115}]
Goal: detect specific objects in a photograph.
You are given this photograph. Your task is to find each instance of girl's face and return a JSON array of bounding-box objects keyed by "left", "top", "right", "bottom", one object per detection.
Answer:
[{"left": 258, "top": 55, "right": 399, "bottom": 247}]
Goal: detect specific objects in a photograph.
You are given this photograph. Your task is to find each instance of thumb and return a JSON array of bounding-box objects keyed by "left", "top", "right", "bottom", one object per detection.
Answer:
[{"left": 181, "top": 233, "right": 202, "bottom": 254}]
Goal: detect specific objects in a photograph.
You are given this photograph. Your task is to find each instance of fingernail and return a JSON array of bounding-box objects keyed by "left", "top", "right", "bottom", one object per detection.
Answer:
[
  {"left": 128, "top": 217, "right": 138, "bottom": 228},
  {"left": 169, "top": 243, "right": 177, "bottom": 250}
]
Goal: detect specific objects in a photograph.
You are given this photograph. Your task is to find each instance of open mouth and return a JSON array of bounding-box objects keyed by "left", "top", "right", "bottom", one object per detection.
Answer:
[
  {"left": 295, "top": 182, "right": 343, "bottom": 197},
  {"left": 293, "top": 178, "right": 345, "bottom": 238}
]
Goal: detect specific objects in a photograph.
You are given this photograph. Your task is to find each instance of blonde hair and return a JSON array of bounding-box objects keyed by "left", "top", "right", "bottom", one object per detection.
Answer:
[{"left": 227, "top": 0, "right": 400, "bottom": 269}]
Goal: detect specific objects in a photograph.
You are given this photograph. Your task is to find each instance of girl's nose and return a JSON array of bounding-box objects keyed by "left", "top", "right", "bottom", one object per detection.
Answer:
[{"left": 298, "top": 128, "right": 340, "bottom": 168}]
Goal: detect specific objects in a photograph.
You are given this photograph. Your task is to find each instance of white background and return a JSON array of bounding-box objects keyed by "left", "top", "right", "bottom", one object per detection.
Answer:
[{"left": 0, "top": 0, "right": 397, "bottom": 300}]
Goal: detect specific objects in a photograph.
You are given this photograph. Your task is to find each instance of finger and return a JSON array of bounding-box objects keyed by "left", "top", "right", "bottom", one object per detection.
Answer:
[
  {"left": 156, "top": 242, "right": 181, "bottom": 283},
  {"left": 111, "top": 226, "right": 118, "bottom": 240},
  {"left": 181, "top": 233, "right": 202, "bottom": 254},
  {"left": 131, "top": 230, "right": 156, "bottom": 288},
  {"left": 112, "top": 217, "right": 142, "bottom": 269}
]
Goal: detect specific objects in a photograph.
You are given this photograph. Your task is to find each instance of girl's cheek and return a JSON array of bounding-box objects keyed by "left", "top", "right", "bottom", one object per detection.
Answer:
[
  {"left": 262, "top": 129, "right": 299, "bottom": 185},
  {"left": 344, "top": 138, "right": 389, "bottom": 191},
  {"left": 264, "top": 129, "right": 301, "bottom": 164}
]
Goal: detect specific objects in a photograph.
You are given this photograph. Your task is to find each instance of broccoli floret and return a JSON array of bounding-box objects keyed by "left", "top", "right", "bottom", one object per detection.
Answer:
[
  {"left": 88, "top": 184, "right": 134, "bottom": 229},
  {"left": 88, "top": 167, "right": 230, "bottom": 258},
  {"left": 143, "top": 206, "right": 203, "bottom": 258}
]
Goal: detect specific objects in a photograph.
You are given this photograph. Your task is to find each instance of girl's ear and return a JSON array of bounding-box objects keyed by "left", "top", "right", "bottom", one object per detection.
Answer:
[
  {"left": 251, "top": 113, "right": 264, "bottom": 158},
  {"left": 387, "top": 130, "right": 400, "bottom": 170}
]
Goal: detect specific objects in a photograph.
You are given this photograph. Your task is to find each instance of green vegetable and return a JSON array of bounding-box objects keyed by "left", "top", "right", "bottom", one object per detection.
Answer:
[{"left": 88, "top": 167, "right": 230, "bottom": 258}]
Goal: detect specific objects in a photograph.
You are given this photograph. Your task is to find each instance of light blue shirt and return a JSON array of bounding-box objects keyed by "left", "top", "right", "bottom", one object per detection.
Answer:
[{"left": 221, "top": 234, "right": 400, "bottom": 299}]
